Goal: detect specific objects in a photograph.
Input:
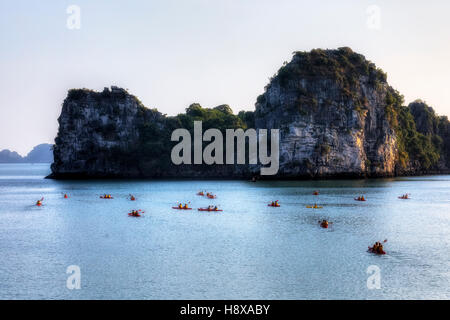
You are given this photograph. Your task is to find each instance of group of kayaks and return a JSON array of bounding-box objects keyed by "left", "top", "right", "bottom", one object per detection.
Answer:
[
  {"left": 196, "top": 191, "right": 217, "bottom": 199},
  {"left": 307, "top": 190, "right": 396, "bottom": 254},
  {"left": 33, "top": 189, "right": 401, "bottom": 254}
]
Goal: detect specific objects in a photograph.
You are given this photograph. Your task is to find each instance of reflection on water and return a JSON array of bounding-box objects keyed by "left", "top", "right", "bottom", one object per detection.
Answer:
[{"left": 0, "top": 164, "right": 449, "bottom": 299}]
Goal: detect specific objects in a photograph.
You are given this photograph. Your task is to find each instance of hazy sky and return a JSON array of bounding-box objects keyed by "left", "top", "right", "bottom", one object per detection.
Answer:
[{"left": 1, "top": 0, "right": 450, "bottom": 155}]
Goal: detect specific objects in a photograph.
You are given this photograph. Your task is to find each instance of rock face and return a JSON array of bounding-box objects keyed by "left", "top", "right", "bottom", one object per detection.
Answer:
[
  {"left": 50, "top": 87, "right": 251, "bottom": 178},
  {"left": 51, "top": 86, "right": 165, "bottom": 178},
  {"left": 49, "top": 48, "right": 449, "bottom": 179},
  {"left": 254, "top": 48, "right": 398, "bottom": 178}
]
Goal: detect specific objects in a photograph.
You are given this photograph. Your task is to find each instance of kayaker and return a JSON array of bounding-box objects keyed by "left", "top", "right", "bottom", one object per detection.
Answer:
[
  {"left": 130, "top": 195, "right": 136, "bottom": 201},
  {"left": 178, "top": 203, "right": 182, "bottom": 209},
  {"left": 369, "top": 241, "right": 385, "bottom": 254},
  {"left": 184, "top": 204, "right": 189, "bottom": 209},
  {"left": 214, "top": 206, "right": 218, "bottom": 211},
  {"left": 64, "top": 194, "right": 68, "bottom": 199},
  {"left": 320, "top": 220, "right": 329, "bottom": 228}
]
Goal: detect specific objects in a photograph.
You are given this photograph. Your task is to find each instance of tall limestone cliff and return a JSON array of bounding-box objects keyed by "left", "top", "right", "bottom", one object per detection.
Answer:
[
  {"left": 51, "top": 86, "right": 165, "bottom": 178},
  {"left": 254, "top": 47, "right": 400, "bottom": 177},
  {"left": 49, "top": 48, "right": 449, "bottom": 179}
]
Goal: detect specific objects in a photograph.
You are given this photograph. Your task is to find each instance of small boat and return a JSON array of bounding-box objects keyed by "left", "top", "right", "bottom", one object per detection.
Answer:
[
  {"left": 197, "top": 192, "right": 205, "bottom": 196},
  {"left": 354, "top": 197, "right": 366, "bottom": 201},
  {"left": 36, "top": 197, "right": 44, "bottom": 206},
  {"left": 319, "top": 222, "right": 329, "bottom": 228},
  {"left": 128, "top": 212, "right": 141, "bottom": 217},
  {"left": 100, "top": 195, "right": 113, "bottom": 199},
  {"left": 313, "top": 191, "right": 319, "bottom": 195},
  {"left": 172, "top": 206, "right": 192, "bottom": 210},
  {"left": 306, "top": 205, "right": 323, "bottom": 209},
  {"left": 398, "top": 194, "right": 410, "bottom": 200},
  {"left": 268, "top": 201, "right": 280, "bottom": 207},
  {"left": 368, "top": 246, "right": 386, "bottom": 255},
  {"left": 206, "top": 194, "right": 217, "bottom": 199},
  {"left": 198, "top": 208, "right": 223, "bottom": 212}
]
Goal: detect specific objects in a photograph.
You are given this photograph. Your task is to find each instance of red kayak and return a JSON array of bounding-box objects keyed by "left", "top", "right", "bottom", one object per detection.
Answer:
[
  {"left": 368, "top": 247, "right": 386, "bottom": 255},
  {"left": 268, "top": 203, "right": 280, "bottom": 207},
  {"left": 172, "top": 207, "right": 192, "bottom": 210},
  {"left": 128, "top": 213, "right": 141, "bottom": 217},
  {"left": 206, "top": 195, "right": 217, "bottom": 199},
  {"left": 198, "top": 208, "right": 223, "bottom": 212},
  {"left": 354, "top": 198, "right": 366, "bottom": 201}
]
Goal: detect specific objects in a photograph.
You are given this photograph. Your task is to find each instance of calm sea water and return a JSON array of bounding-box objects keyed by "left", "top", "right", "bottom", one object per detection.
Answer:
[{"left": 0, "top": 163, "right": 449, "bottom": 299}]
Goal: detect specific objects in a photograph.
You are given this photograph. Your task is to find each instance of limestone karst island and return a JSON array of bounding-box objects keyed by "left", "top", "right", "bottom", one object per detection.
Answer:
[{"left": 48, "top": 48, "right": 450, "bottom": 179}]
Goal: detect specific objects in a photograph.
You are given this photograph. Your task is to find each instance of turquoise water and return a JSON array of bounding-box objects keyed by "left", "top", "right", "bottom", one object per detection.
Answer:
[{"left": 0, "top": 163, "right": 449, "bottom": 299}]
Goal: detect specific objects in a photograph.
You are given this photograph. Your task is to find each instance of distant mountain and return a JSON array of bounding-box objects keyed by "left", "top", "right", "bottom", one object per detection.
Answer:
[
  {"left": 0, "top": 144, "right": 53, "bottom": 163},
  {"left": 24, "top": 144, "right": 54, "bottom": 163},
  {"left": 0, "top": 149, "right": 23, "bottom": 163}
]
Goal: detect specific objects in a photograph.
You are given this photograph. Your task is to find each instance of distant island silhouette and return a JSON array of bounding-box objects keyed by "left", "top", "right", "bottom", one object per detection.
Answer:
[{"left": 0, "top": 143, "right": 53, "bottom": 163}]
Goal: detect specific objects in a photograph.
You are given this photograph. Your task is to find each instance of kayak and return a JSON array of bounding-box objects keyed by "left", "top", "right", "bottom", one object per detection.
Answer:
[
  {"left": 398, "top": 197, "right": 409, "bottom": 199},
  {"left": 368, "top": 247, "right": 386, "bottom": 255},
  {"left": 100, "top": 196, "right": 113, "bottom": 199},
  {"left": 320, "top": 223, "right": 328, "bottom": 228},
  {"left": 172, "top": 207, "right": 192, "bottom": 210},
  {"left": 128, "top": 213, "right": 141, "bottom": 217},
  {"left": 36, "top": 203, "right": 42, "bottom": 207},
  {"left": 198, "top": 208, "right": 223, "bottom": 212},
  {"left": 313, "top": 192, "right": 319, "bottom": 195},
  {"left": 268, "top": 204, "right": 280, "bottom": 207},
  {"left": 206, "top": 195, "right": 216, "bottom": 199},
  {"left": 354, "top": 198, "right": 366, "bottom": 201},
  {"left": 306, "top": 205, "right": 323, "bottom": 209},
  {"left": 197, "top": 192, "right": 205, "bottom": 196}
]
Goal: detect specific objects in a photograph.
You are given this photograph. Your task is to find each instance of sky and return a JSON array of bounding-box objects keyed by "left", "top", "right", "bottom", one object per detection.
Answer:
[{"left": 1, "top": 0, "right": 450, "bottom": 155}]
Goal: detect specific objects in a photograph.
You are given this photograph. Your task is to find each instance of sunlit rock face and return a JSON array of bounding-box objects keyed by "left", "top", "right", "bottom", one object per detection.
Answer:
[{"left": 254, "top": 47, "right": 399, "bottom": 178}]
